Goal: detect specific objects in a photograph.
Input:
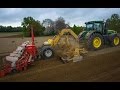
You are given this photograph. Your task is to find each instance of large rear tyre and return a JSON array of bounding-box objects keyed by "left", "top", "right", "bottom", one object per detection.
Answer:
[
  {"left": 40, "top": 45, "right": 54, "bottom": 59},
  {"left": 87, "top": 33, "right": 104, "bottom": 50},
  {"left": 110, "top": 35, "right": 120, "bottom": 47}
]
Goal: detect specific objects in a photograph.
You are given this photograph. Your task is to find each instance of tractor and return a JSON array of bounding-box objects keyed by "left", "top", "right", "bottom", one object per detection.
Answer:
[{"left": 78, "top": 21, "right": 120, "bottom": 50}]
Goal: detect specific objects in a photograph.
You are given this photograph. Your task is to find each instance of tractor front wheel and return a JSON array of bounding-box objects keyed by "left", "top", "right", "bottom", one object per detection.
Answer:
[
  {"left": 87, "top": 33, "right": 104, "bottom": 50},
  {"left": 40, "top": 45, "right": 54, "bottom": 59}
]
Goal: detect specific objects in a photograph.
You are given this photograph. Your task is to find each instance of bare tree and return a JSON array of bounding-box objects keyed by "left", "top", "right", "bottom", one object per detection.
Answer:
[
  {"left": 54, "top": 17, "right": 66, "bottom": 33},
  {"left": 42, "top": 19, "right": 54, "bottom": 35}
]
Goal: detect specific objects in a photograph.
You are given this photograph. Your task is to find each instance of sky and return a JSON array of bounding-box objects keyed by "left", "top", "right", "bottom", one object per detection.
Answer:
[{"left": 0, "top": 8, "right": 120, "bottom": 27}]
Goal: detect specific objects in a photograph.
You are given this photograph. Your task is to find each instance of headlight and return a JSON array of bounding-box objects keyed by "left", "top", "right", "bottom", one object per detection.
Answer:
[{"left": 44, "top": 41, "right": 49, "bottom": 45}]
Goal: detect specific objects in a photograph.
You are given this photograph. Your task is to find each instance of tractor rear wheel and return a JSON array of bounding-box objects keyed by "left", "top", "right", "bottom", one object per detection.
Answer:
[
  {"left": 110, "top": 35, "right": 120, "bottom": 47},
  {"left": 87, "top": 33, "right": 104, "bottom": 50},
  {"left": 40, "top": 45, "right": 54, "bottom": 59}
]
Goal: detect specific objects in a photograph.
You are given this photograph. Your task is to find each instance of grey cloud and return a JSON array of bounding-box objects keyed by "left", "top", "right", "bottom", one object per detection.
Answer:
[{"left": 0, "top": 8, "right": 120, "bottom": 26}]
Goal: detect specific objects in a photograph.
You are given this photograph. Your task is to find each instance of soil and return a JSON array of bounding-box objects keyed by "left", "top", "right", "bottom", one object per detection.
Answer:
[
  {"left": 0, "top": 35, "right": 120, "bottom": 82},
  {"left": 0, "top": 46, "right": 120, "bottom": 82}
]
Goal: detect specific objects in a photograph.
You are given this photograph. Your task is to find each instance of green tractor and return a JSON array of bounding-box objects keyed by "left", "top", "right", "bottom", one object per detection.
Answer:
[{"left": 78, "top": 21, "right": 120, "bottom": 50}]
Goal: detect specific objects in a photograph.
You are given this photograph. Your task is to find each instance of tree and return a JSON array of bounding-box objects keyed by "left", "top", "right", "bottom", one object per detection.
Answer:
[
  {"left": 21, "top": 16, "right": 44, "bottom": 37},
  {"left": 6, "top": 26, "right": 12, "bottom": 32},
  {"left": 54, "top": 17, "right": 66, "bottom": 33},
  {"left": 71, "top": 24, "right": 84, "bottom": 35},
  {"left": 66, "top": 22, "right": 71, "bottom": 29},
  {"left": 42, "top": 19, "right": 54, "bottom": 35},
  {"left": 106, "top": 14, "right": 120, "bottom": 33}
]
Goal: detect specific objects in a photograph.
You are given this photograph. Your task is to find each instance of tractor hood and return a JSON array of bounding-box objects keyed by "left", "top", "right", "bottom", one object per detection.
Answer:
[
  {"left": 79, "top": 30, "right": 95, "bottom": 41},
  {"left": 107, "top": 30, "right": 117, "bottom": 35},
  {"left": 78, "top": 31, "right": 88, "bottom": 39},
  {"left": 44, "top": 39, "right": 53, "bottom": 45}
]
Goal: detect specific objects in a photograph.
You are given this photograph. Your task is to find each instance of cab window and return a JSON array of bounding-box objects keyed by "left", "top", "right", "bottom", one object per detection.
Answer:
[{"left": 94, "top": 23, "right": 102, "bottom": 32}]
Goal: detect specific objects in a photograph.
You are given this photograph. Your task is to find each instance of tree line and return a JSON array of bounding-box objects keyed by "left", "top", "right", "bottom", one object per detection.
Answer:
[
  {"left": 106, "top": 14, "right": 120, "bottom": 33},
  {"left": 0, "top": 26, "right": 22, "bottom": 32},
  {"left": 21, "top": 16, "right": 72, "bottom": 37},
  {"left": 0, "top": 13, "right": 120, "bottom": 36}
]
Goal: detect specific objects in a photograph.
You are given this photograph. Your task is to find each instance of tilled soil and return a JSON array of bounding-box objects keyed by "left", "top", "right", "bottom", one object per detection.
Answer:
[
  {"left": 0, "top": 46, "right": 120, "bottom": 82},
  {"left": 0, "top": 36, "right": 52, "bottom": 55},
  {"left": 0, "top": 36, "right": 120, "bottom": 82}
]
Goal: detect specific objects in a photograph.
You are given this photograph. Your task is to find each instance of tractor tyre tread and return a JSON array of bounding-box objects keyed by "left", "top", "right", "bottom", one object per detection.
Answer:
[
  {"left": 86, "top": 33, "right": 104, "bottom": 51},
  {"left": 40, "top": 45, "right": 54, "bottom": 60}
]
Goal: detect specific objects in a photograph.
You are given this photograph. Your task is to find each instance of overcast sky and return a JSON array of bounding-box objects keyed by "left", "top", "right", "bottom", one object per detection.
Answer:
[{"left": 0, "top": 8, "right": 120, "bottom": 27}]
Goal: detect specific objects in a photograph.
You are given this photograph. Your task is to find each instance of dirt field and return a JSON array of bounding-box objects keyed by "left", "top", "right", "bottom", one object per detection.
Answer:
[
  {"left": 0, "top": 34, "right": 120, "bottom": 82},
  {"left": 0, "top": 36, "right": 53, "bottom": 55},
  {"left": 0, "top": 32, "right": 22, "bottom": 38}
]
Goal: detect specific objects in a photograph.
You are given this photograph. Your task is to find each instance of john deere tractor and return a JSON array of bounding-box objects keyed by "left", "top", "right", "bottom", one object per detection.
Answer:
[{"left": 78, "top": 21, "right": 120, "bottom": 50}]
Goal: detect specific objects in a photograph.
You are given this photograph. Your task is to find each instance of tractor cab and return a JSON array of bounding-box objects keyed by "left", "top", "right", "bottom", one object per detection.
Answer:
[{"left": 85, "top": 21, "right": 106, "bottom": 34}]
